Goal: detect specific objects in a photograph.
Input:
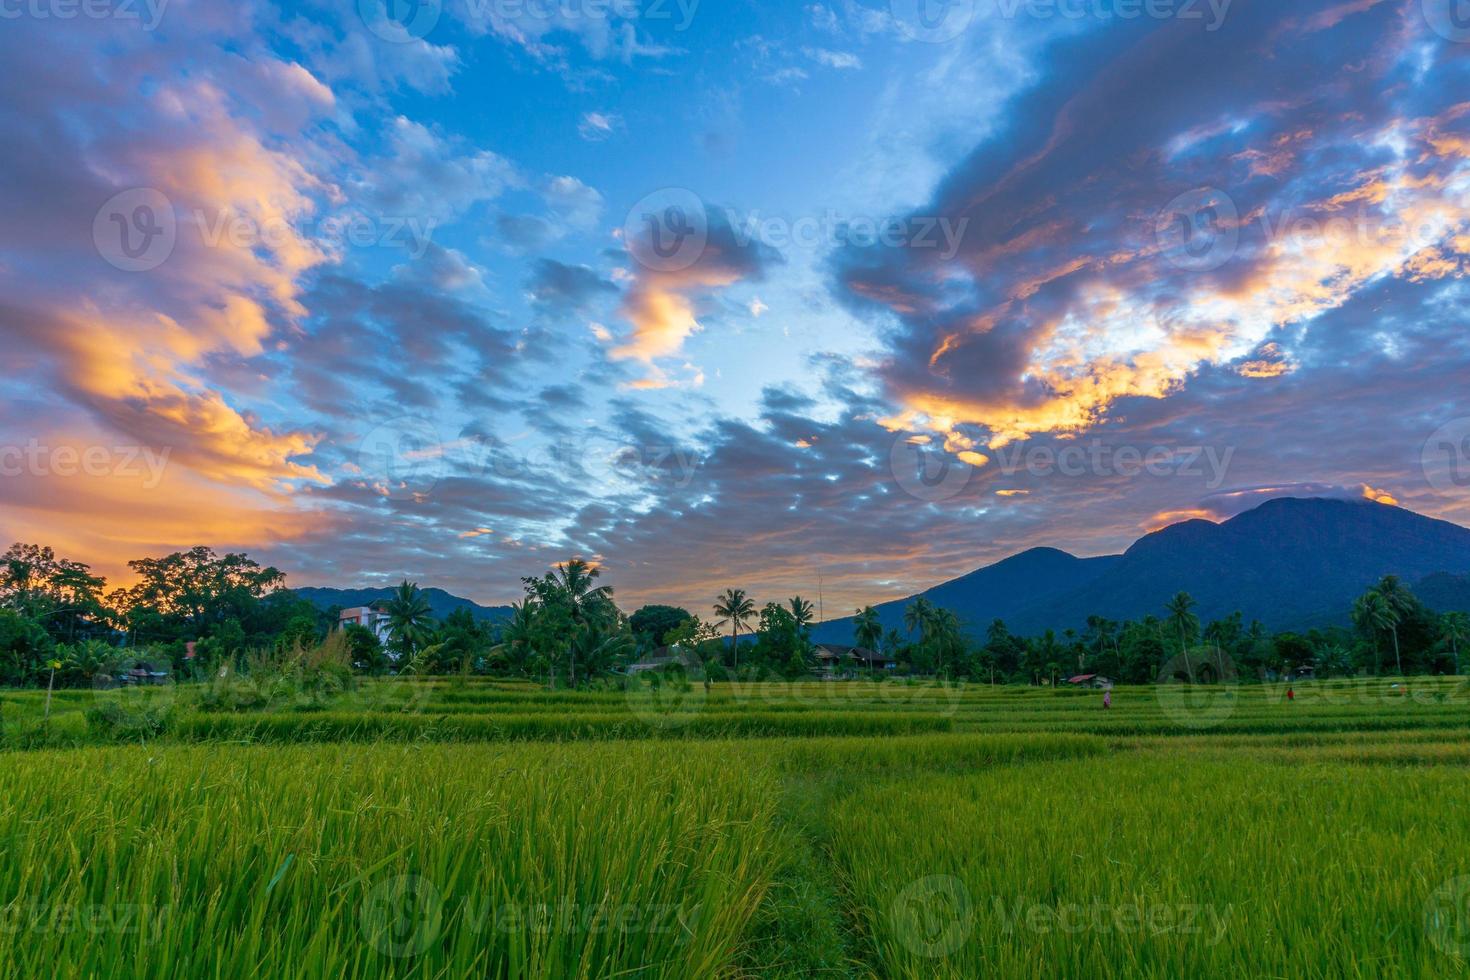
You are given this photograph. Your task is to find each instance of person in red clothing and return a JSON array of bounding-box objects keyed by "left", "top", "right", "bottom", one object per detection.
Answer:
[{"left": 1287, "top": 687, "right": 1295, "bottom": 702}]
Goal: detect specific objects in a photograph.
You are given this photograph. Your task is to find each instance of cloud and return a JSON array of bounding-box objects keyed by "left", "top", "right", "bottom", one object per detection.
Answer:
[
  {"left": 803, "top": 46, "right": 862, "bottom": 69},
  {"left": 527, "top": 259, "right": 618, "bottom": 315},
  {"left": 613, "top": 209, "right": 781, "bottom": 364},
  {"left": 578, "top": 111, "right": 622, "bottom": 141},
  {"left": 544, "top": 175, "right": 604, "bottom": 229},
  {"left": 835, "top": 2, "right": 1470, "bottom": 457}
]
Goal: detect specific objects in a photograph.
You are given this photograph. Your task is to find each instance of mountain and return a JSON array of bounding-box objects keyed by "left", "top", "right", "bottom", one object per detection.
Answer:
[
  {"left": 1413, "top": 572, "right": 1470, "bottom": 616},
  {"left": 812, "top": 548, "right": 1120, "bottom": 644},
  {"left": 813, "top": 498, "right": 1470, "bottom": 642},
  {"left": 291, "top": 586, "right": 513, "bottom": 623}
]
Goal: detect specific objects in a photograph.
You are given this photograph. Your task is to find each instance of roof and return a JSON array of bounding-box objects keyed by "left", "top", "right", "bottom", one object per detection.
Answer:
[
  {"left": 1067, "top": 675, "right": 1097, "bottom": 683},
  {"left": 813, "top": 644, "right": 891, "bottom": 663}
]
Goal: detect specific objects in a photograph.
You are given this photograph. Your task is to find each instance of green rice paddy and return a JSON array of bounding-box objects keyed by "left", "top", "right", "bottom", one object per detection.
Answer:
[{"left": 2, "top": 677, "right": 1469, "bottom": 977}]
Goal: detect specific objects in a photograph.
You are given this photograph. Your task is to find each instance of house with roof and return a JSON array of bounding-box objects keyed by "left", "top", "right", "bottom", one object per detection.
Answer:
[
  {"left": 625, "top": 646, "right": 701, "bottom": 675},
  {"left": 812, "top": 644, "right": 897, "bottom": 677},
  {"left": 1065, "top": 674, "right": 1114, "bottom": 690}
]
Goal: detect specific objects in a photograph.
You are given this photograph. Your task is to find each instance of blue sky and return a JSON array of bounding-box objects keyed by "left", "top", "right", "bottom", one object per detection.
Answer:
[{"left": 2, "top": 0, "right": 1469, "bottom": 613}]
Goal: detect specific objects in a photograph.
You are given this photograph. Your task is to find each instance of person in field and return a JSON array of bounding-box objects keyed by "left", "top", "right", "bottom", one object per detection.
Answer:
[
  {"left": 1287, "top": 687, "right": 1295, "bottom": 702},
  {"left": 1103, "top": 690, "right": 1112, "bottom": 709}
]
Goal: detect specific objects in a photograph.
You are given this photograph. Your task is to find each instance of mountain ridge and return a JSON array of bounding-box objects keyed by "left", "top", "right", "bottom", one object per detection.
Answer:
[
  {"left": 812, "top": 497, "right": 1470, "bottom": 643},
  {"left": 291, "top": 586, "right": 513, "bottom": 623}
]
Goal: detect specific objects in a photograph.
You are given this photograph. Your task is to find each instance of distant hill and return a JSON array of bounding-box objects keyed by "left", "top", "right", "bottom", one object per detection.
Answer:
[
  {"left": 813, "top": 498, "right": 1470, "bottom": 643},
  {"left": 812, "top": 547, "right": 1120, "bottom": 644},
  {"left": 1413, "top": 572, "right": 1470, "bottom": 616},
  {"left": 291, "top": 586, "right": 513, "bottom": 623}
]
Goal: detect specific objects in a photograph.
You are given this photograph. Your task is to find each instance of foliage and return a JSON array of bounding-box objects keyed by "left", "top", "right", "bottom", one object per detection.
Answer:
[{"left": 628, "top": 604, "right": 694, "bottom": 645}]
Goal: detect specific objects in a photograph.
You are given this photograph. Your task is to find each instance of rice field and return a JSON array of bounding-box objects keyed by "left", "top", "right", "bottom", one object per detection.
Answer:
[{"left": 2, "top": 676, "right": 1469, "bottom": 977}]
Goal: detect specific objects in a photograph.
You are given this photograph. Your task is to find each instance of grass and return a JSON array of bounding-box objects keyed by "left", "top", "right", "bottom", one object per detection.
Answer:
[{"left": 2, "top": 677, "right": 1469, "bottom": 977}]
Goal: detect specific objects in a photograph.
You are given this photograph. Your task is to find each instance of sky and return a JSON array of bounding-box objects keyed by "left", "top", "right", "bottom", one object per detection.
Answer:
[{"left": 1, "top": 0, "right": 1469, "bottom": 615}]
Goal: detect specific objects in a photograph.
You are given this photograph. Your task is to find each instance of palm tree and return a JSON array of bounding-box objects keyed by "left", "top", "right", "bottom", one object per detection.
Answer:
[
  {"left": 712, "top": 588, "right": 756, "bottom": 673},
  {"left": 385, "top": 581, "right": 434, "bottom": 664},
  {"left": 491, "top": 601, "right": 534, "bottom": 669},
  {"left": 1354, "top": 590, "right": 1402, "bottom": 676},
  {"left": 932, "top": 607, "right": 962, "bottom": 677},
  {"left": 552, "top": 558, "right": 614, "bottom": 626},
  {"left": 854, "top": 606, "right": 882, "bottom": 652},
  {"left": 789, "top": 596, "right": 815, "bottom": 634},
  {"left": 904, "top": 596, "right": 936, "bottom": 643},
  {"left": 1443, "top": 612, "right": 1469, "bottom": 675},
  {"left": 569, "top": 622, "right": 634, "bottom": 687},
  {"left": 1165, "top": 592, "right": 1199, "bottom": 682}
]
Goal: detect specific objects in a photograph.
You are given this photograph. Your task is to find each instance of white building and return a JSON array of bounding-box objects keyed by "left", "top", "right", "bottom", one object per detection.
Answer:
[{"left": 338, "top": 605, "right": 392, "bottom": 644}]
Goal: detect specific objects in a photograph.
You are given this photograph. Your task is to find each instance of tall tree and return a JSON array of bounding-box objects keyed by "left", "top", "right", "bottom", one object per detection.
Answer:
[
  {"left": 1165, "top": 592, "right": 1200, "bottom": 681},
  {"left": 1353, "top": 590, "right": 1401, "bottom": 675},
  {"left": 788, "top": 596, "right": 815, "bottom": 635},
  {"left": 712, "top": 588, "right": 756, "bottom": 673},
  {"left": 854, "top": 606, "right": 882, "bottom": 652},
  {"left": 549, "top": 558, "right": 615, "bottom": 626},
  {"left": 384, "top": 581, "right": 435, "bottom": 664},
  {"left": 904, "top": 597, "right": 936, "bottom": 643}
]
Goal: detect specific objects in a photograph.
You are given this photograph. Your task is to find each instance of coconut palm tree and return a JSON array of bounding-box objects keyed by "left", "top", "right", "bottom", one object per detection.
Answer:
[
  {"left": 788, "top": 596, "right": 815, "bottom": 634},
  {"left": 552, "top": 558, "right": 614, "bottom": 626},
  {"left": 854, "top": 606, "right": 882, "bottom": 652},
  {"left": 385, "top": 581, "right": 434, "bottom": 664},
  {"left": 904, "top": 596, "right": 936, "bottom": 643},
  {"left": 932, "top": 607, "right": 962, "bottom": 677},
  {"left": 1165, "top": 592, "right": 1199, "bottom": 682},
  {"left": 712, "top": 588, "right": 756, "bottom": 673},
  {"left": 1442, "top": 612, "right": 1468, "bottom": 675},
  {"left": 1354, "top": 590, "right": 1402, "bottom": 676}
]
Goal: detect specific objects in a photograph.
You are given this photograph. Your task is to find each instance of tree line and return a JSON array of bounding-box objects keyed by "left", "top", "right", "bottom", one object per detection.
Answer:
[{"left": 2, "top": 540, "right": 1465, "bottom": 689}]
